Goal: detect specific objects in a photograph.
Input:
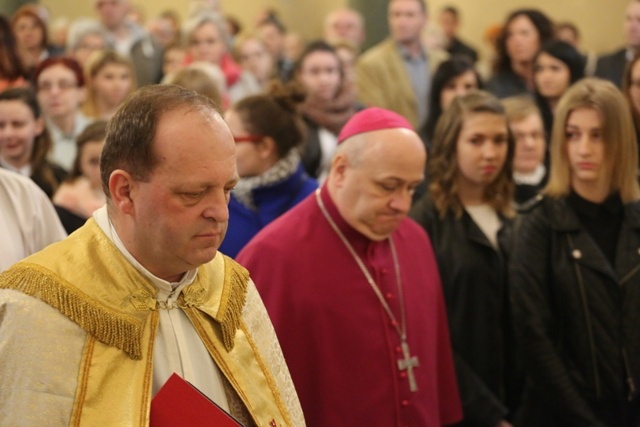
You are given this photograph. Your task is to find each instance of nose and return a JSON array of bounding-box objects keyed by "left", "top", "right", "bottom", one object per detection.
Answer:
[
  {"left": 389, "top": 188, "right": 412, "bottom": 214},
  {"left": 576, "top": 135, "right": 592, "bottom": 156},
  {"left": 482, "top": 142, "right": 498, "bottom": 159},
  {"left": 202, "top": 189, "right": 230, "bottom": 223}
]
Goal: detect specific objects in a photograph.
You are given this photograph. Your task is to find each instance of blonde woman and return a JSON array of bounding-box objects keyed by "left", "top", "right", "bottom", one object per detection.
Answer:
[
  {"left": 512, "top": 78, "right": 640, "bottom": 426},
  {"left": 83, "top": 50, "right": 136, "bottom": 120}
]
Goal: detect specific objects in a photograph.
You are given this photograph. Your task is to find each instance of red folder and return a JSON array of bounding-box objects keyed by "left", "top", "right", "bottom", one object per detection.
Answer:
[{"left": 150, "top": 373, "right": 243, "bottom": 426}]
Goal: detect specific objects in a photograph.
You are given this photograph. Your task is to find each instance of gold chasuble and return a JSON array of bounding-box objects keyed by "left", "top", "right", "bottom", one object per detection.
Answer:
[{"left": 0, "top": 219, "right": 304, "bottom": 427}]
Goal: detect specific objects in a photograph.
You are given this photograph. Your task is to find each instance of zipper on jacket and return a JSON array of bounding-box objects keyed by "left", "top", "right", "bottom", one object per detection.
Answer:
[
  {"left": 622, "top": 347, "right": 638, "bottom": 401},
  {"left": 568, "top": 235, "right": 602, "bottom": 398}
]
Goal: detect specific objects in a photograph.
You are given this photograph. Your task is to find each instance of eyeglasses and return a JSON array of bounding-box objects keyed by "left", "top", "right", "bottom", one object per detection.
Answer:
[
  {"left": 37, "top": 80, "right": 79, "bottom": 93},
  {"left": 233, "top": 134, "right": 264, "bottom": 143}
]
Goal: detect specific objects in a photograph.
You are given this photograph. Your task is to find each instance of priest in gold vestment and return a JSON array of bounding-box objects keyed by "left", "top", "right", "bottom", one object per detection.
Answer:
[{"left": 0, "top": 85, "right": 305, "bottom": 427}]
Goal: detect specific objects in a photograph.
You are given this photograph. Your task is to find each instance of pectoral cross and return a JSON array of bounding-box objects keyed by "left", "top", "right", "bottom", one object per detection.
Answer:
[{"left": 397, "top": 340, "right": 420, "bottom": 392}]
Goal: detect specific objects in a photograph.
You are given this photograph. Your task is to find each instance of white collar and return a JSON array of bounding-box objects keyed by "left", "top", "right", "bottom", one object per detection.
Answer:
[
  {"left": 513, "top": 164, "right": 546, "bottom": 185},
  {"left": 0, "top": 158, "right": 31, "bottom": 177},
  {"left": 93, "top": 206, "right": 198, "bottom": 299}
]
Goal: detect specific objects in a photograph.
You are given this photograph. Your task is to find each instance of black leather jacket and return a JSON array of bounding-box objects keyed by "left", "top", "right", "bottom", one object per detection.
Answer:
[
  {"left": 410, "top": 197, "right": 522, "bottom": 426},
  {"left": 511, "top": 196, "right": 640, "bottom": 427}
]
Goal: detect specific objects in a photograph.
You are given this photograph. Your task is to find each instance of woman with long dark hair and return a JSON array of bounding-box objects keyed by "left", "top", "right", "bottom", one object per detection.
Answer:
[
  {"left": 533, "top": 40, "right": 585, "bottom": 137},
  {"left": 0, "top": 15, "right": 28, "bottom": 91},
  {"left": 487, "top": 9, "right": 554, "bottom": 99}
]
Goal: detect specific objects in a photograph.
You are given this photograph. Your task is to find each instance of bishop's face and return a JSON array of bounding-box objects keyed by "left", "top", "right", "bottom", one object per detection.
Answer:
[{"left": 332, "top": 128, "right": 425, "bottom": 241}]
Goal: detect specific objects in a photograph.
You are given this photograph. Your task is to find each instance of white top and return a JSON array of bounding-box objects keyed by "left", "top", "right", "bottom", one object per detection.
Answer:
[
  {"left": 0, "top": 168, "right": 66, "bottom": 272},
  {"left": 46, "top": 113, "right": 91, "bottom": 171},
  {"left": 317, "top": 126, "right": 338, "bottom": 184},
  {"left": 0, "top": 158, "right": 31, "bottom": 177},
  {"left": 93, "top": 206, "right": 230, "bottom": 409},
  {"left": 465, "top": 204, "right": 501, "bottom": 249}
]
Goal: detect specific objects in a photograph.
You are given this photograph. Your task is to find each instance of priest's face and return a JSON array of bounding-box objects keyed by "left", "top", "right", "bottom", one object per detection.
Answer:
[
  {"left": 125, "top": 107, "right": 238, "bottom": 282},
  {"left": 332, "top": 129, "right": 425, "bottom": 241}
]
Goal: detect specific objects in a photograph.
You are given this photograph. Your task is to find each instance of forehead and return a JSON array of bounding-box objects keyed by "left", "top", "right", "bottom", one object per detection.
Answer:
[
  {"left": 331, "top": 10, "right": 359, "bottom": 25},
  {"left": 302, "top": 51, "right": 339, "bottom": 67},
  {"left": 356, "top": 128, "right": 425, "bottom": 174},
  {"left": 461, "top": 112, "right": 507, "bottom": 132},
  {"left": 14, "top": 14, "right": 39, "bottom": 26},
  {"left": 153, "top": 107, "right": 234, "bottom": 165},
  {"left": 0, "top": 100, "right": 33, "bottom": 118},
  {"left": 38, "top": 64, "right": 76, "bottom": 82},
  {"left": 566, "top": 107, "right": 601, "bottom": 125},
  {"left": 240, "top": 39, "right": 264, "bottom": 52},
  {"left": 389, "top": 0, "right": 424, "bottom": 14},
  {"left": 509, "top": 15, "right": 535, "bottom": 31},
  {"left": 97, "top": 62, "right": 130, "bottom": 73},
  {"left": 628, "top": 1, "right": 640, "bottom": 17}
]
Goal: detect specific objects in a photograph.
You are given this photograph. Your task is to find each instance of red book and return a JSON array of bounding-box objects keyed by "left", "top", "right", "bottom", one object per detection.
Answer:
[{"left": 150, "top": 373, "right": 243, "bottom": 426}]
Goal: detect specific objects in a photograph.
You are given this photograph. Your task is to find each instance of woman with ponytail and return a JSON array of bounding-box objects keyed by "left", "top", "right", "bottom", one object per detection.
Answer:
[{"left": 221, "top": 82, "right": 318, "bottom": 257}]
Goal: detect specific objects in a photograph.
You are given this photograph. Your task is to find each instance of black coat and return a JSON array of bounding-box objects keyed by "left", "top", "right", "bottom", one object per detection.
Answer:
[
  {"left": 594, "top": 48, "right": 627, "bottom": 89},
  {"left": 511, "top": 196, "right": 640, "bottom": 427},
  {"left": 410, "top": 196, "right": 522, "bottom": 427}
]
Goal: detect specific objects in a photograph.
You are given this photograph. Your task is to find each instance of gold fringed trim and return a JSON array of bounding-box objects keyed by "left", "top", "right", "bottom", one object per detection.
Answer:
[
  {"left": 218, "top": 256, "right": 249, "bottom": 352},
  {"left": 0, "top": 263, "right": 145, "bottom": 360}
]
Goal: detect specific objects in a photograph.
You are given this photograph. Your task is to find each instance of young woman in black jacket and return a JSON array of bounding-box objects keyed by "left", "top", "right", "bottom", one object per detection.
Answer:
[
  {"left": 410, "top": 91, "right": 521, "bottom": 427},
  {"left": 512, "top": 78, "right": 640, "bottom": 427}
]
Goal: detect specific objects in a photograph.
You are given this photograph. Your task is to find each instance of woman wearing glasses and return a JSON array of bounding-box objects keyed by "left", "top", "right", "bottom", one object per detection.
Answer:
[
  {"left": 33, "top": 57, "right": 90, "bottom": 171},
  {"left": 512, "top": 78, "right": 640, "bottom": 426},
  {"left": 220, "top": 83, "right": 318, "bottom": 258}
]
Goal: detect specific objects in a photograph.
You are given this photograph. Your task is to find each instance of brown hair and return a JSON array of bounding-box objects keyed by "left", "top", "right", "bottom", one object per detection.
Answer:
[
  {"left": 33, "top": 56, "right": 85, "bottom": 87},
  {"left": 502, "top": 94, "right": 542, "bottom": 124},
  {"left": 11, "top": 5, "right": 49, "bottom": 50},
  {"left": 429, "top": 90, "right": 515, "bottom": 218},
  {"left": 100, "top": 84, "right": 219, "bottom": 198},
  {"left": 231, "top": 81, "right": 306, "bottom": 158},
  {"left": 546, "top": 78, "right": 640, "bottom": 202},
  {"left": 163, "top": 65, "right": 223, "bottom": 109},
  {"left": 0, "top": 15, "right": 26, "bottom": 81},
  {"left": 69, "top": 120, "right": 108, "bottom": 181}
]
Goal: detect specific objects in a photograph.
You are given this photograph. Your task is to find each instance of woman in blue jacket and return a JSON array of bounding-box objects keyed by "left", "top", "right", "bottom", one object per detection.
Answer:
[{"left": 221, "top": 83, "right": 318, "bottom": 257}]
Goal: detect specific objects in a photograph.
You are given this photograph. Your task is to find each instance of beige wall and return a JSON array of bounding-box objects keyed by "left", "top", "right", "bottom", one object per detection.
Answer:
[{"left": 42, "top": 0, "right": 629, "bottom": 56}]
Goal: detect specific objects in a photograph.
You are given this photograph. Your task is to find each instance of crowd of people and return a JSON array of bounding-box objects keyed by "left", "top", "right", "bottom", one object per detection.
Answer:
[{"left": 1, "top": 0, "right": 640, "bottom": 426}]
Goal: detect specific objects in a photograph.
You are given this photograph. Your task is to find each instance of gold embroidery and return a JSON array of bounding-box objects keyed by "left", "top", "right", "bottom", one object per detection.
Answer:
[
  {"left": 0, "top": 263, "right": 146, "bottom": 360},
  {"left": 241, "top": 320, "right": 293, "bottom": 427},
  {"left": 218, "top": 256, "right": 249, "bottom": 352}
]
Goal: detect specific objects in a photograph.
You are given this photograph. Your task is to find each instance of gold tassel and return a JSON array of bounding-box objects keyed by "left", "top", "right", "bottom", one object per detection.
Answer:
[
  {"left": 218, "top": 256, "right": 249, "bottom": 352},
  {"left": 0, "top": 263, "right": 146, "bottom": 360}
]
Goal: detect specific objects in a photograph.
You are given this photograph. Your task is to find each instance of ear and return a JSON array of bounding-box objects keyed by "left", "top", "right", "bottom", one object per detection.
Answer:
[
  {"left": 34, "top": 116, "right": 45, "bottom": 137},
  {"left": 257, "top": 136, "right": 277, "bottom": 159},
  {"left": 330, "top": 153, "right": 349, "bottom": 187},
  {"left": 109, "top": 169, "right": 136, "bottom": 215}
]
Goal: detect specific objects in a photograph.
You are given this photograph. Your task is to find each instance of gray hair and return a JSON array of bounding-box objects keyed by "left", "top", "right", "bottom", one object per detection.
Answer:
[
  {"left": 182, "top": 11, "right": 230, "bottom": 50},
  {"left": 66, "top": 18, "right": 112, "bottom": 51}
]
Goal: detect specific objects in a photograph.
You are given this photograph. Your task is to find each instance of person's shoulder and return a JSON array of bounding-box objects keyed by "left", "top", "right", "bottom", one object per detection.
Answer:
[
  {"left": 358, "top": 38, "right": 395, "bottom": 63},
  {"left": 597, "top": 47, "right": 627, "bottom": 62},
  {"left": 0, "top": 168, "right": 48, "bottom": 201},
  {"left": 516, "top": 193, "right": 545, "bottom": 214},
  {"left": 241, "top": 196, "right": 317, "bottom": 247},
  {"left": 397, "top": 216, "right": 430, "bottom": 243}
]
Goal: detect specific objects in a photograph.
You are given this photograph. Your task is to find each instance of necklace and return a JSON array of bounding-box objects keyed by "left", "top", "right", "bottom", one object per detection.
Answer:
[{"left": 315, "top": 189, "right": 420, "bottom": 392}]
